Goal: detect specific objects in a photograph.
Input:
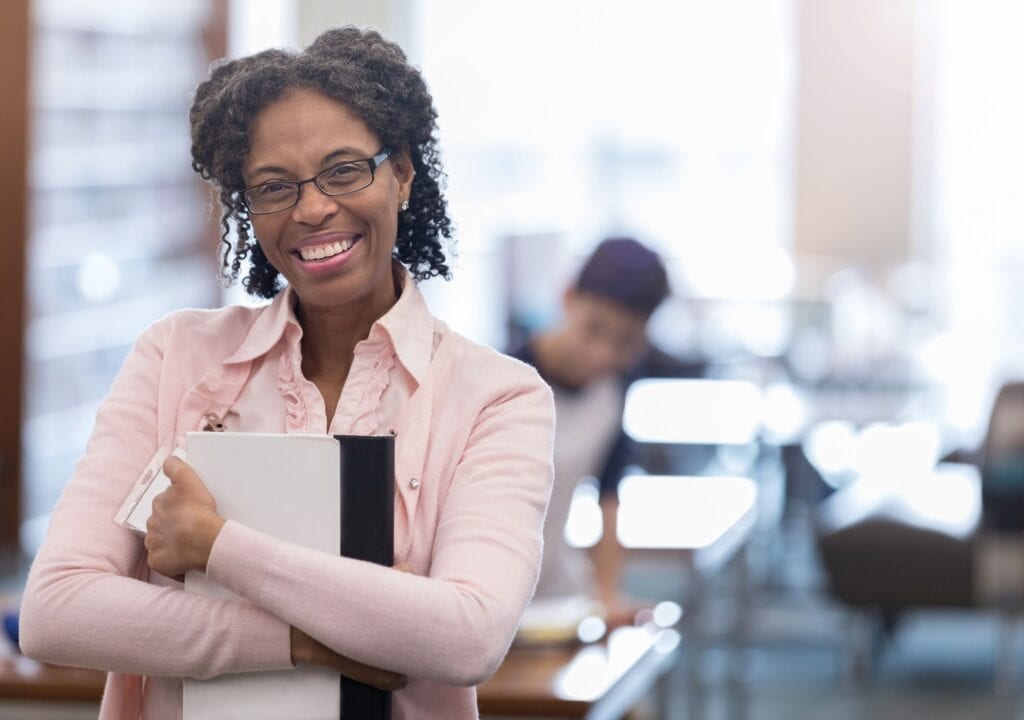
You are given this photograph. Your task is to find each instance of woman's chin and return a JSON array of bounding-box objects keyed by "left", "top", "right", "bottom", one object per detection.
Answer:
[{"left": 290, "top": 273, "right": 393, "bottom": 317}]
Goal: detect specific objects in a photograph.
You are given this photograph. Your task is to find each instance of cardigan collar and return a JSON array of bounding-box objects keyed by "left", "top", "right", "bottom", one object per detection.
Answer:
[{"left": 222, "top": 262, "right": 433, "bottom": 385}]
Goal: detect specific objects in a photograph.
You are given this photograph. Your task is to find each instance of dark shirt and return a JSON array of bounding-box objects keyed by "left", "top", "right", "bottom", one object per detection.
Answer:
[{"left": 511, "top": 342, "right": 705, "bottom": 497}]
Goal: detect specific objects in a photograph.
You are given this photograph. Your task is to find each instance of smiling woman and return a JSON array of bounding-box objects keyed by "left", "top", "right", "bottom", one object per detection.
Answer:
[
  {"left": 190, "top": 28, "right": 451, "bottom": 300},
  {"left": 18, "top": 26, "right": 555, "bottom": 720},
  {"left": 242, "top": 91, "right": 409, "bottom": 323}
]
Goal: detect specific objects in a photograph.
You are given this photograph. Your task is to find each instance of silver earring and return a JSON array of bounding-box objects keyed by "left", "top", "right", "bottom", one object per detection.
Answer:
[{"left": 400, "top": 199, "right": 410, "bottom": 212}]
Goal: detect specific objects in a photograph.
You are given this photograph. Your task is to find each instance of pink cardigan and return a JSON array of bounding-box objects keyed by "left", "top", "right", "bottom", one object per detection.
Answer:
[{"left": 19, "top": 279, "right": 555, "bottom": 719}]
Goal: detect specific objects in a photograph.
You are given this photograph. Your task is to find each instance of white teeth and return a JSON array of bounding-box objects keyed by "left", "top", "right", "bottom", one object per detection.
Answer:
[{"left": 298, "top": 238, "right": 356, "bottom": 262}]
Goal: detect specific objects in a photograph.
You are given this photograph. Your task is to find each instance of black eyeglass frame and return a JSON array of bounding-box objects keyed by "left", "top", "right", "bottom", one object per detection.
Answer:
[{"left": 240, "top": 147, "right": 394, "bottom": 215}]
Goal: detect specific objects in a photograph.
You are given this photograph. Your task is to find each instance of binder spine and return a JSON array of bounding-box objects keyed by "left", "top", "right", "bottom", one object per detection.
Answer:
[{"left": 336, "top": 434, "right": 395, "bottom": 720}]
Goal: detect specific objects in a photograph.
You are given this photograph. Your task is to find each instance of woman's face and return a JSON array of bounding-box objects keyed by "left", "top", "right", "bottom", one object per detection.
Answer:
[{"left": 242, "top": 88, "right": 414, "bottom": 314}]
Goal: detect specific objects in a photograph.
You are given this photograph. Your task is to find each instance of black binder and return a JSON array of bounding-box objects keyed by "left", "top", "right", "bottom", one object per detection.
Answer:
[
  {"left": 180, "top": 432, "right": 395, "bottom": 720},
  {"left": 336, "top": 434, "right": 394, "bottom": 720}
]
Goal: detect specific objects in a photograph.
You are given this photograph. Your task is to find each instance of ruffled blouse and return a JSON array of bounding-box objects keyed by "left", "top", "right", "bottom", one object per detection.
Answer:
[{"left": 229, "top": 270, "right": 423, "bottom": 438}]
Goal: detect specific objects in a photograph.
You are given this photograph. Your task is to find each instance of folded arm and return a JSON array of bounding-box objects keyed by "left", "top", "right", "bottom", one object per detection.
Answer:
[
  {"left": 205, "top": 375, "right": 555, "bottom": 686},
  {"left": 19, "top": 321, "right": 292, "bottom": 680}
]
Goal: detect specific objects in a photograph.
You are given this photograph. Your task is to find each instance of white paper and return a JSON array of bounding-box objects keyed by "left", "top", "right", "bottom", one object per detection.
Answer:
[
  {"left": 516, "top": 594, "right": 597, "bottom": 645},
  {"left": 182, "top": 432, "right": 342, "bottom": 720},
  {"left": 121, "top": 447, "right": 186, "bottom": 535}
]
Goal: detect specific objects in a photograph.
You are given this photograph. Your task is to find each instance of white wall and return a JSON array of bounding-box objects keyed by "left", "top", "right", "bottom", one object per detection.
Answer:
[
  {"left": 296, "top": 0, "right": 417, "bottom": 57},
  {"left": 228, "top": 0, "right": 416, "bottom": 58},
  {"left": 795, "top": 0, "right": 917, "bottom": 272}
]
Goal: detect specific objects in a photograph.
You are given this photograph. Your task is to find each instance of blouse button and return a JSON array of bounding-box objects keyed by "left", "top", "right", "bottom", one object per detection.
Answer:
[{"left": 409, "top": 478, "right": 421, "bottom": 490}]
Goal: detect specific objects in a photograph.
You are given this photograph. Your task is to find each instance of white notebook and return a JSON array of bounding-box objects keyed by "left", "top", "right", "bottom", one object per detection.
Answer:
[{"left": 182, "top": 431, "right": 343, "bottom": 720}]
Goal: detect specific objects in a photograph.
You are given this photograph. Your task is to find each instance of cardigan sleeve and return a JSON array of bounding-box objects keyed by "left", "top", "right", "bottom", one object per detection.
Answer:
[
  {"left": 19, "top": 319, "right": 293, "bottom": 680},
  {"left": 205, "top": 369, "right": 556, "bottom": 686}
]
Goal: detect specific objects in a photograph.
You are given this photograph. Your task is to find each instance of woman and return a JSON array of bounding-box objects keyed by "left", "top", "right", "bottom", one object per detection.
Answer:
[{"left": 20, "top": 26, "right": 554, "bottom": 720}]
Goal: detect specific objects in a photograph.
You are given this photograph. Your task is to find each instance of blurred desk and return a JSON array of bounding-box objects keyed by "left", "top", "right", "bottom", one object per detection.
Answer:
[
  {"left": 1, "top": 616, "right": 682, "bottom": 718},
  {"left": 0, "top": 472, "right": 756, "bottom": 716},
  {"left": 0, "top": 594, "right": 104, "bottom": 706},
  {"left": 478, "top": 626, "right": 679, "bottom": 719},
  {"left": 567, "top": 474, "right": 759, "bottom": 719},
  {"left": 4, "top": 628, "right": 679, "bottom": 718},
  {"left": 0, "top": 639, "right": 103, "bottom": 705}
]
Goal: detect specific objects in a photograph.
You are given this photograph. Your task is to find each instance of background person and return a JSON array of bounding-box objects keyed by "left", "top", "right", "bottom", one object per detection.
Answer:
[{"left": 513, "top": 236, "right": 675, "bottom": 627}]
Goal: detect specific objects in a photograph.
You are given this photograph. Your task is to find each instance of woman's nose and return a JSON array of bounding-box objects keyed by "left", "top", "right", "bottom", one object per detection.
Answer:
[{"left": 290, "top": 183, "right": 339, "bottom": 225}]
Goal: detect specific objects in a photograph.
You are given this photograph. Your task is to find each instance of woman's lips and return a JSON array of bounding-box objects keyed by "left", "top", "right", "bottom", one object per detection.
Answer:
[{"left": 290, "top": 234, "right": 362, "bottom": 276}]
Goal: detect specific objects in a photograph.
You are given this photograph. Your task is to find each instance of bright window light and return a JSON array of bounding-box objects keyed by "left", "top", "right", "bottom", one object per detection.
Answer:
[
  {"left": 564, "top": 481, "right": 603, "bottom": 548},
  {"left": 852, "top": 421, "right": 941, "bottom": 483},
  {"left": 803, "top": 420, "right": 858, "bottom": 488},
  {"left": 897, "top": 463, "right": 980, "bottom": 538},
  {"left": 615, "top": 475, "right": 757, "bottom": 549},
  {"left": 416, "top": 0, "right": 794, "bottom": 347},
  {"left": 623, "top": 379, "right": 763, "bottom": 445},
  {"left": 761, "top": 381, "right": 810, "bottom": 444},
  {"left": 924, "top": 1, "right": 1024, "bottom": 443},
  {"left": 817, "top": 463, "right": 980, "bottom": 541},
  {"left": 555, "top": 626, "right": 659, "bottom": 700},
  {"left": 76, "top": 252, "right": 121, "bottom": 303}
]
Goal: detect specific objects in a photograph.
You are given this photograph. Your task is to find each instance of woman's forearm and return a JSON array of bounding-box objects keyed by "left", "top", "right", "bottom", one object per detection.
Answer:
[
  {"left": 20, "top": 569, "right": 291, "bottom": 680},
  {"left": 208, "top": 521, "right": 516, "bottom": 686}
]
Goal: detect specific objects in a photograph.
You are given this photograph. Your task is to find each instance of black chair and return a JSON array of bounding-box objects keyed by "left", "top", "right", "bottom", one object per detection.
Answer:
[{"left": 814, "top": 382, "right": 1024, "bottom": 690}]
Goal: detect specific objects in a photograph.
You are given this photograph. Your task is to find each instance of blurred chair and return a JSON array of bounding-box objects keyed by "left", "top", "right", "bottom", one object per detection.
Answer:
[
  {"left": 815, "top": 382, "right": 1024, "bottom": 691},
  {"left": 980, "top": 382, "right": 1024, "bottom": 533}
]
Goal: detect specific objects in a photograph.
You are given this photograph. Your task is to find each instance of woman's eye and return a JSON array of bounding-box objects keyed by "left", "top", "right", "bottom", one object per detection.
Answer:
[
  {"left": 327, "top": 164, "right": 360, "bottom": 179},
  {"left": 258, "top": 182, "right": 290, "bottom": 195}
]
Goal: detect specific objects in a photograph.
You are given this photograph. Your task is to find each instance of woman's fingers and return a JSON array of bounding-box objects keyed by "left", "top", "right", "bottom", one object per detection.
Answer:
[
  {"left": 144, "top": 458, "right": 224, "bottom": 576},
  {"left": 163, "top": 456, "right": 195, "bottom": 485},
  {"left": 329, "top": 655, "right": 409, "bottom": 691},
  {"left": 293, "top": 627, "right": 407, "bottom": 690},
  {"left": 290, "top": 565, "right": 416, "bottom": 690}
]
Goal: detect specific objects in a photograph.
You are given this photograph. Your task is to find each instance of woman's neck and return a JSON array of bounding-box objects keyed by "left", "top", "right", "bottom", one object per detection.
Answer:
[{"left": 296, "top": 280, "right": 398, "bottom": 384}]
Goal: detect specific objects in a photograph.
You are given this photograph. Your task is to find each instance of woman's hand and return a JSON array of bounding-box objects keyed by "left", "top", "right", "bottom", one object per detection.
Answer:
[
  {"left": 289, "top": 562, "right": 415, "bottom": 691},
  {"left": 290, "top": 627, "right": 408, "bottom": 691},
  {"left": 144, "top": 457, "right": 226, "bottom": 578}
]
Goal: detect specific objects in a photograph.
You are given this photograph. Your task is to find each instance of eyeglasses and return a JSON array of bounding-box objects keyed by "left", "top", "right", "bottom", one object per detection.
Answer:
[{"left": 241, "top": 147, "right": 393, "bottom": 215}]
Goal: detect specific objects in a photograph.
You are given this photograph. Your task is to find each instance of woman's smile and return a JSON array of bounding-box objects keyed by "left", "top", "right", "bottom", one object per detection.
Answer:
[{"left": 290, "top": 231, "right": 363, "bottom": 276}]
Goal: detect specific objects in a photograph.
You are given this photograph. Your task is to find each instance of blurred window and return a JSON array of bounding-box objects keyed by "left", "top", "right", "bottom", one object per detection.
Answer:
[
  {"left": 413, "top": 0, "right": 796, "bottom": 347},
  {"left": 917, "top": 1, "right": 1024, "bottom": 443}
]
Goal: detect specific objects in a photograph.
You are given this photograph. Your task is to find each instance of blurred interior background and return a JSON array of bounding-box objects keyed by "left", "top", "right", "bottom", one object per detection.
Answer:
[{"left": 3, "top": 1, "right": 1024, "bottom": 718}]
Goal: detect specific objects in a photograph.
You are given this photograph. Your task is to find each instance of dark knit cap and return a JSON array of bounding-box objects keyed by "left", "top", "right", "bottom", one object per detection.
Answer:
[{"left": 573, "top": 237, "right": 670, "bottom": 317}]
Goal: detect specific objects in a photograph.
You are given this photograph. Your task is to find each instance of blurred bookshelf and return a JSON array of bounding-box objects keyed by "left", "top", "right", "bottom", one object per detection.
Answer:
[{"left": 20, "top": 0, "right": 227, "bottom": 551}]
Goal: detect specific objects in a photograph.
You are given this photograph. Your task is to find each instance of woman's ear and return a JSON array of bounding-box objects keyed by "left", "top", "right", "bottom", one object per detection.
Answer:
[{"left": 393, "top": 145, "right": 416, "bottom": 200}]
